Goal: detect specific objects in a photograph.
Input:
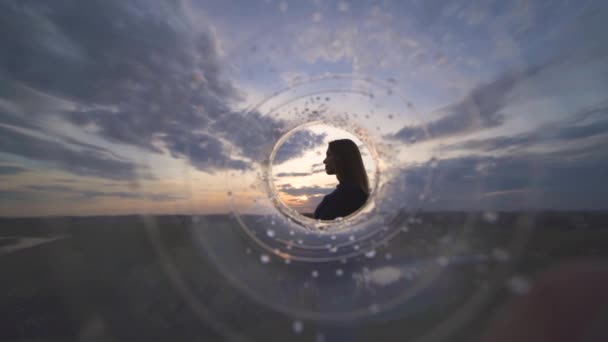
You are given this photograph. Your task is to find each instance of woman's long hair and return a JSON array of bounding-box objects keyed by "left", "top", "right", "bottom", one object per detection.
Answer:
[{"left": 329, "top": 139, "right": 369, "bottom": 194}]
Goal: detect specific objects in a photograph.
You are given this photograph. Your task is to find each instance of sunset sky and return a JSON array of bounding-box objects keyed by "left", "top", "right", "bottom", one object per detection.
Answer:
[{"left": 1, "top": 0, "right": 607, "bottom": 216}]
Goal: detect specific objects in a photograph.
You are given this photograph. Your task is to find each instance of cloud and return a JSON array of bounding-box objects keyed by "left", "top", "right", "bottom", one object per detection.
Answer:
[
  {"left": 211, "top": 111, "right": 285, "bottom": 163},
  {"left": 0, "top": 125, "right": 148, "bottom": 180},
  {"left": 0, "top": 190, "right": 27, "bottom": 200},
  {"left": 383, "top": 144, "right": 608, "bottom": 210},
  {"left": 294, "top": 26, "right": 357, "bottom": 64},
  {"left": 280, "top": 71, "right": 307, "bottom": 86},
  {"left": 27, "top": 184, "right": 184, "bottom": 202},
  {"left": 443, "top": 102, "right": 608, "bottom": 153},
  {"left": 81, "top": 191, "right": 184, "bottom": 202},
  {"left": 275, "top": 172, "right": 312, "bottom": 177},
  {"left": 273, "top": 129, "right": 327, "bottom": 164},
  {"left": 0, "top": 165, "right": 26, "bottom": 175},
  {"left": 389, "top": 100, "right": 608, "bottom": 210},
  {"left": 164, "top": 130, "right": 249, "bottom": 171},
  {"left": 388, "top": 63, "right": 553, "bottom": 143},
  {"left": 278, "top": 184, "right": 334, "bottom": 197},
  {"left": 0, "top": 0, "right": 282, "bottom": 174},
  {"left": 27, "top": 185, "right": 75, "bottom": 193}
]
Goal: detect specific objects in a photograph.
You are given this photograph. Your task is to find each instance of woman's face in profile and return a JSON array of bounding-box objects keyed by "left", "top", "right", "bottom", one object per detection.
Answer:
[{"left": 323, "top": 148, "right": 336, "bottom": 175}]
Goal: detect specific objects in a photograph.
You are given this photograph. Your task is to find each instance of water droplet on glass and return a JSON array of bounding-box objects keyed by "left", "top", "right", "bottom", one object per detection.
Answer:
[
  {"left": 437, "top": 256, "right": 449, "bottom": 267},
  {"left": 483, "top": 211, "right": 498, "bottom": 223},
  {"left": 384, "top": 253, "right": 392, "bottom": 260},
  {"left": 365, "top": 249, "right": 376, "bottom": 258},
  {"left": 267, "top": 229, "right": 275, "bottom": 237},
  {"left": 260, "top": 254, "right": 270, "bottom": 264},
  {"left": 349, "top": 235, "right": 355, "bottom": 241},
  {"left": 336, "top": 269, "right": 344, "bottom": 277},
  {"left": 311, "top": 270, "right": 319, "bottom": 278},
  {"left": 475, "top": 263, "right": 489, "bottom": 273},
  {"left": 508, "top": 275, "right": 531, "bottom": 294},
  {"left": 338, "top": 1, "right": 349, "bottom": 12},
  {"left": 439, "top": 235, "right": 452, "bottom": 245},
  {"left": 492, "top": 248, "right": 510, "bottom": 262},
  {"left": 279, "top": 1, "right": 288, "bottom": 12},
  {"left": 292, "top": 320, "right": 303, "bottom": 334}
]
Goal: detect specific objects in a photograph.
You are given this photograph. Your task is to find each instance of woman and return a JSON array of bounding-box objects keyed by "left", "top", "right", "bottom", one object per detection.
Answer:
[{"left": 314, "top": 139, "right": 369, "bottom": 220}]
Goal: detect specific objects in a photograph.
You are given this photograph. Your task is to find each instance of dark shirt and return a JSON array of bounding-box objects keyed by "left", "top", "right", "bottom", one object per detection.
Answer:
[{"left": 314, "top": 181, "right": 368, "bottom": 220}]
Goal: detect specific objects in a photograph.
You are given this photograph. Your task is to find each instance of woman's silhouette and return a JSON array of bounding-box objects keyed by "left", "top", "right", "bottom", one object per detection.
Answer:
[{"left": 314, "top": 139, "right": 369, "bottom": 220}]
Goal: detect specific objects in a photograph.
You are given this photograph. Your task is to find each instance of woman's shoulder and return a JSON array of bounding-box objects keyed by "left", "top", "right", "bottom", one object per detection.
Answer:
[{"left": 338, "top": 181, "right": 366, "bottom": 193}]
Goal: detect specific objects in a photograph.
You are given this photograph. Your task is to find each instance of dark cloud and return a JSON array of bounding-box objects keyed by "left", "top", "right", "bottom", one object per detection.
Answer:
[
  {"left": 392, "top": 101, "right": 608, "bottom": 210},
  {"left": 275, "top": 172, "right": 313, "bottom": 177},
  {"left": 211, "top": 111, "right": 285, "bottom": 163},
  {"left": 78, "top": 191, "right": 184, "bottom": 202},
  {"left": 443, "top": 102, "right": 608, "bottom": 153},
  {"left": 165, "top": 131, "right": 249, "bottom": 171},
  {"left": 0, "top": 165, "right": 26, "bottom": 175},
  {"left": 0, "top": 0, "right": 281, "bottom": 174},
  {"left": 273, "top": 130, "right": 327, "bottom": 164},
  {"left": 278, "top": 184, "right": 334, "bottom": 197},
  {"left": 27, "top": 184, "right": 184, "bottom": 202},
  {"left": 27, "top": 185, "right": 75, "bottom": 193},
  {"left": 0, "top": 125, "right": 147, "bottom": 181},
  {"left": 388, "top": 63, "right": 552, "bottom": 143},
  {"left": 52, "top": 178, "right": 78, "bottom": 183},
  {"left": 384, "top": 145, "right": 608, "bottom": 210},
  {"left": 0, "top": 190, "right": 27, "bottom": 200}
]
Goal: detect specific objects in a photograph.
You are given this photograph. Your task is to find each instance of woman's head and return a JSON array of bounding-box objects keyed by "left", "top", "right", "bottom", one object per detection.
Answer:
[{"left": 323, "top": 139, "right": 369, "bottom": 194}]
